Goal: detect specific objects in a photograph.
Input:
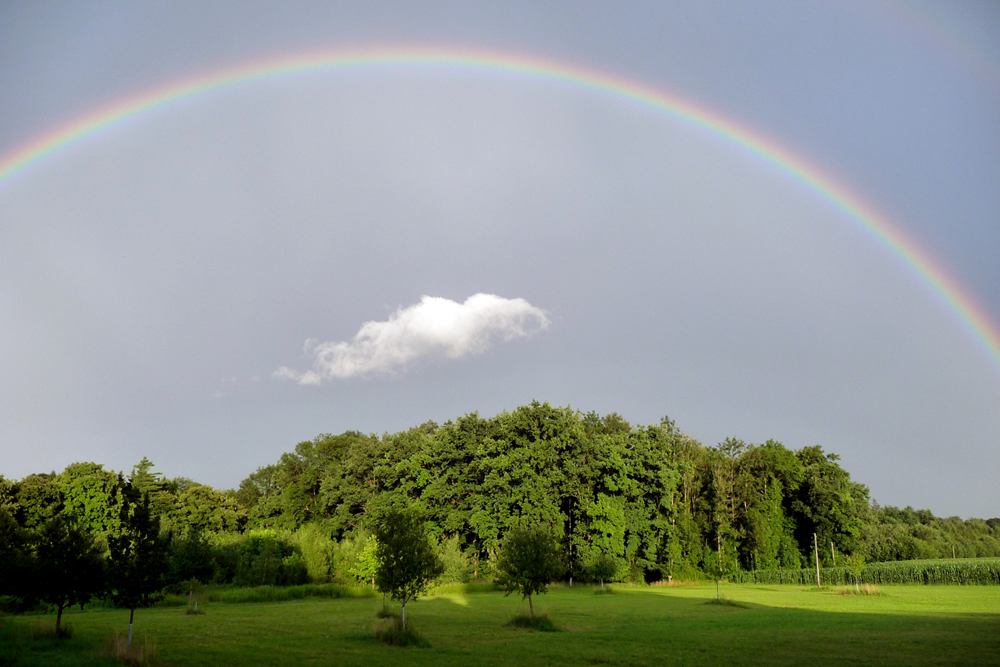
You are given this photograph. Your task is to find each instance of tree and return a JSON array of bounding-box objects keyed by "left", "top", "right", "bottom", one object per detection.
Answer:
[
  {"left": 350, "top": 534, "right": 380, "bottom": 589},
  {"left": 704, "top": 540, "right": 735, "bottom": 601},
  {"left": 374, "top": 509, "right": 444, "bottom": 629},
  {"left": 29, "top": 516, "right": 106, "bottom": 634},
  {"left": 0, "top": 509, "right": 30, "bottom": 600},
  {"left": 107, "top": 495, "right": 169, "bottom": 649},
  {"left": 844, "top": 552, "right": 866, "bottom": 593},
  {"left": 495, "top": 525, "right": 564, "bottom": 618},
  {"left": 589, "top": 552, "right": 617, "bottom": 590}
]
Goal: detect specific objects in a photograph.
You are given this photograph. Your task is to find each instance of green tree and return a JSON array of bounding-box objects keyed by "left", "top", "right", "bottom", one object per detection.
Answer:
[
  {"left": 29, "top": 516, "right": 106, "bottom": 634},
  {"left": 373, "top": 509, "right": 444, "bottom": 629},
  {"left": 589, "top": 552, "right": 617, "bottom": 590},
  {"left": 844, "top": 552, "right": 866, "bottom": 593},
  {"left": 107, "top": 495, "right": 169, "bottom": 649},
  {"left": 0, "top": 508, "right": 30, "bottom": 599},
  {"left": 350, "top": 533, "right": 380, "bottom": 589},
  {"left": 495, "top": 525, "right": 564, "bottom": 618},
  {"left": 704, "top": 545, "right": 734, "bottom": 601}
]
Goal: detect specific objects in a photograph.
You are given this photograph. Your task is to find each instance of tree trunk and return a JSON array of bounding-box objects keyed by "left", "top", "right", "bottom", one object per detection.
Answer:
[
  {"left": 401, "top": 601, "right": 406, "bottom": 630},
  {"left": 601, "top": 578, "right": 604, "bottom": 590},
  {"left": 854, "top": 575, "right": 859, "bottom": 593},
  {"left": 528, "top": 592, "right": 534, "bottom": 619},
  {"left": 128, "top": 607, "right": 135, "bottom": 649},
  {"left": 56, "top": 603, "right": 64, "bottom": 634}
]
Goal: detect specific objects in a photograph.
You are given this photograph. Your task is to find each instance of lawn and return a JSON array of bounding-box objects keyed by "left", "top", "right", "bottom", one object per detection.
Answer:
[{"left": 1, "top": 582, "right": 998, "bottom": 666}]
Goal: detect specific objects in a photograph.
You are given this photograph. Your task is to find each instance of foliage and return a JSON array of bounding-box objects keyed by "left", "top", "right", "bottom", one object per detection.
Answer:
[
  {"left": 495, "top": 525, "right": 564, "bottom": 617},
  {"left": 347, "top": 532, "right": 380, "bottom": 587},
  {"left": 28, "top": 515, "right": 106, "bottom": 633},
  {"left": 588, "top": 552, "right": 618, "bottom": 589},
  {"left": 107, "top": 496, "right": 169, "bottom": 614},
  {"left": 0, "top": 508, "right": 30, "bottom": 598},
  {"left": 437, "top": 535, "right": 473, "bottom": 584},
  {"left": 2, "top": 401, "right": 999, "bottom": 609},
  {"left": 373, "top": 508, "right": 444, "bottom": 628},
  {"left": 844, "top": 552, "right": 866, "bottom": 591}
]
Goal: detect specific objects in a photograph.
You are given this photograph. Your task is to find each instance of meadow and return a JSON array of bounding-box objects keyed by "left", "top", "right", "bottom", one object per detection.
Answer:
[{"left": 2, "top": 582, "right": 998, "bottom": 667}]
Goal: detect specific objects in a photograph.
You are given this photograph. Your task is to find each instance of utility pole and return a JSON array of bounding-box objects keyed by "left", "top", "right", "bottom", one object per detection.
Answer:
[{"left": 814, "top": 533, "right": 821, "bottom": 589}]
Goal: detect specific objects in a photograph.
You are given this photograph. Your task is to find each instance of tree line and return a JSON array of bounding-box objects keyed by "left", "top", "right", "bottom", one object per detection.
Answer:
[{"left": 2, "top": 401, "right": 998, "bottom": 603}]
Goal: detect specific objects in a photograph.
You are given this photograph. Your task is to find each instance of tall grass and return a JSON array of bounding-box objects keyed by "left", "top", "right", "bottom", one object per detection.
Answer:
[
  {"left": 731, "top": 557, "right": 1000, "bottom": 586},
  {"left": 425, "top": 581, "right": 499, "bottom": 596},
  {"left": 106, "top": 631, "right": 158, "bottom": 666},
  {"left": 372, "top": 616, "right": 430, "bottom": 647},
  {"left": 204, "top": 583, "right": 375, "bottom": 604}
]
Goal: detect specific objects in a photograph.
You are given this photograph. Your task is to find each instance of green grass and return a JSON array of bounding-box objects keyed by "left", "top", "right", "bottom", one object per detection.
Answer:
[{"left": 1, "top": 582, "right": 998, "bottom": 666}]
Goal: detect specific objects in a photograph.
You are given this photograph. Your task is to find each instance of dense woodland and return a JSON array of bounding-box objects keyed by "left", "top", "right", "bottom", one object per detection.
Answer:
[{"left": 2, "top": 402, "right": 998, "bottom": 597}]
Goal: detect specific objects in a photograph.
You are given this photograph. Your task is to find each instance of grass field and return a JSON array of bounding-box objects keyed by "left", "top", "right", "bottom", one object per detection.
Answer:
[{"left": 2, "top": 582, "right": 998, "bottom": 666}]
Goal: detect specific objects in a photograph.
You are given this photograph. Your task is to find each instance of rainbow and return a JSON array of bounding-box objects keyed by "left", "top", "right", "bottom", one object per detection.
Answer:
[{"left": 1, "top": 47, "right": 998, "bottom": 372}]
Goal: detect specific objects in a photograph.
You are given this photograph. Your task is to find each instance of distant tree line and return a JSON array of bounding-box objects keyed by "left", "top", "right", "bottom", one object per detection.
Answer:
[{"left": 2, "top": 402, "right": 998, "bottom": 606}]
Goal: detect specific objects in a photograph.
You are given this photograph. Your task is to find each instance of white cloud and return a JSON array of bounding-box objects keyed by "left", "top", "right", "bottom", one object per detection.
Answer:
[{"left": 274, "top": 294, "right": 549, "bottom": 382}]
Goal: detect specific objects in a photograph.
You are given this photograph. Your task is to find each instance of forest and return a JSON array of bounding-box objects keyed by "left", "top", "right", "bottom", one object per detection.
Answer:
[{"left": 2, "top": 401, "right": 998, "bottom": 598}]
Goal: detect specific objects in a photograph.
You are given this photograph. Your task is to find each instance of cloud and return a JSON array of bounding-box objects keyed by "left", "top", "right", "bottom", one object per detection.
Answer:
[{"left": 275, "top": 294, "right": 549, "bottom": 382}]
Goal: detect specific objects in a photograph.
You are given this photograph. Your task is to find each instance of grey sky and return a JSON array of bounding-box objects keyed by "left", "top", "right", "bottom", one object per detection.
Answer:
[{"left": 1, "top": 1, "right": 998, "bottom": 517}]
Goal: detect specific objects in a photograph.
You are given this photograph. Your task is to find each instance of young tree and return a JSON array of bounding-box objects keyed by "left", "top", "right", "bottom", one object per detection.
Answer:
[
  {"left": 704, "top": 543, "right": 735, "bottom": 601},
  {"left": 29, "top": 516, "right": 106, "bottom": 634},
  {"left": 844, "top": 552, "right": 866, "bottom": 593},
  {"left": 589, "top": 552, "right": 617, "bottom": 590},
  {"left": 495, "top": 525, "right": 564, "bottom": 618},
  {"left": 350, "top": 534, "right": 380, "bottom": 590},
  {"left": 374, "top": 509, "right": 444, "bottom": 630},
  {"left": 107, "top": 495, "right": 169, "bottom": 649}
]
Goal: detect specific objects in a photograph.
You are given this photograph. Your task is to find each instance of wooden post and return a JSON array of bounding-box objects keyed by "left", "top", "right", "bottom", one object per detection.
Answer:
[{"left": 814, "top": 533, "right": 821, "bottom": 588}]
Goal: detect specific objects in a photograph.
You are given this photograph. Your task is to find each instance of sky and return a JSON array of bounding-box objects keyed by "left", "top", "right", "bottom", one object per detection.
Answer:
[{"left": 1, "top": 1, "right": 998, "bottom": 517}]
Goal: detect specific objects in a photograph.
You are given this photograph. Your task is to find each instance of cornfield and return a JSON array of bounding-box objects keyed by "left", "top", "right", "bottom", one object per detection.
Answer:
[{"left": 730, "top": 558, "right": 1000, "bottom": 586}]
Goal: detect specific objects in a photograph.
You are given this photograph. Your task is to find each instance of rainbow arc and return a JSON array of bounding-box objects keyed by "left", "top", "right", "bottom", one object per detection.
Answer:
[{"left": 1, "top": 47, "right": 997, "bottom": 373}]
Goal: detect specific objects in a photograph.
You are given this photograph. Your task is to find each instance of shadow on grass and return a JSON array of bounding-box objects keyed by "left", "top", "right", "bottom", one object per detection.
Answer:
[
  {"left": 509, "top": 613, "right": 560, "bottom": 632},
  {"left": 703, "top": 596, "right": 751, "bottom": 609},
  {"left": 372, "top": 616, "right": 431, "bottom": 648}
]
